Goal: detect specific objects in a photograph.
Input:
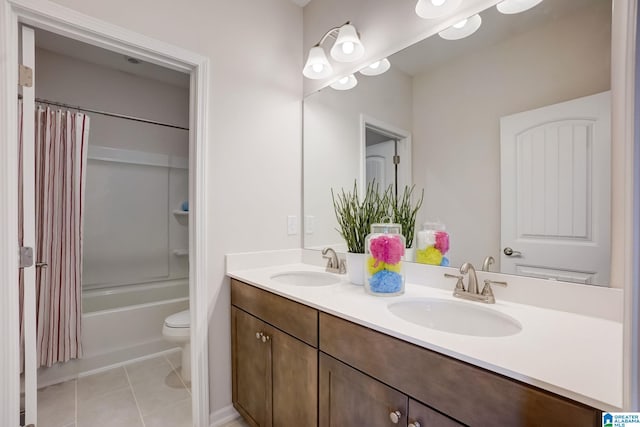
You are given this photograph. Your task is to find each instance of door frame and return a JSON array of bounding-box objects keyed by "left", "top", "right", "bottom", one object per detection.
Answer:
[
  {"left": 0, "top": 1, "right": 211, "bottom": 425},
  {"left": 359, "top": 114, "right": 412, "bottom": 198}
]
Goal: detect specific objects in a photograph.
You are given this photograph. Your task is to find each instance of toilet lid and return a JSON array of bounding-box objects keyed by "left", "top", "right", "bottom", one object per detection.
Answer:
[{"left": 165, "top": 310, "right": 190, "bottom": 328}]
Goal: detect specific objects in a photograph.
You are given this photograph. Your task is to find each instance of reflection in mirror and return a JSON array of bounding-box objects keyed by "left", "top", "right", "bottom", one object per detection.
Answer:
[{"left": 303, "top": 0, "right": 612, "bottom": 286}]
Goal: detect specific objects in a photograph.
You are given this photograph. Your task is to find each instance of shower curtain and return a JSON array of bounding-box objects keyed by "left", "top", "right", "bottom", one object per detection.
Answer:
[{"left": 19, "top": 101, "right": 90, "bottom": 368}]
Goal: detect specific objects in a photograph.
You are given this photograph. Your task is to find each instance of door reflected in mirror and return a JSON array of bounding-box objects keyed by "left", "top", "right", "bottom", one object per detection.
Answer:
[{"left": 303, "top": 0, "right": 612, "bottom": 286}]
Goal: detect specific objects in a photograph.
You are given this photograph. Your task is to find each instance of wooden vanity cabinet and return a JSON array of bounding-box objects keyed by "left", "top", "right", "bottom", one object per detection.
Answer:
[
  {"left": 231, "top": 280, "right": 318, "bottom": 427},
  {"left": 319, "top": 312, "right": 601, "bottom": 427},
  {"left": 231, "top": 279, "right": 601, "bottom": 427}
]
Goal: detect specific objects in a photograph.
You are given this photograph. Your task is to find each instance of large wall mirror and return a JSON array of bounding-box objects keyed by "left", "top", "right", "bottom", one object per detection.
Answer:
[{"left": 303, "top": 0, "right": 612, "bottom": 286}]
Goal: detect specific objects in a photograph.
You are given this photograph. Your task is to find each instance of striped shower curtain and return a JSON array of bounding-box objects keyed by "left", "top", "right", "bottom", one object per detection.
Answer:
[{"left": 19, "top": 102, "right": 90, "bottom": 368}]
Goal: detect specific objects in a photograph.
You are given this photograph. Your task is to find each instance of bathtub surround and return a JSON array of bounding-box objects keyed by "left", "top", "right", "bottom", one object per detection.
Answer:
[{"left": 82, "top": 145, "right": 189, "bottom": 289}]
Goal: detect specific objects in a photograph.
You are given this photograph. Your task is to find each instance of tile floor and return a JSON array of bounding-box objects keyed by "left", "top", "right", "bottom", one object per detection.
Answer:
[{"left": 36, "top": 352, "right": 250, "bottom": 427}]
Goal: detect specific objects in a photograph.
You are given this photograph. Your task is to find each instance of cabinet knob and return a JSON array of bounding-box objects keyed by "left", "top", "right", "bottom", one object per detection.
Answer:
[
  {"left": 256, "top": 332, "right": 261, "bottom": 340},
  {"left": 261, "top": 334, "right": 270, "bottom": 343},
  {"left": 408, "top": 422, "right": 421, "bottom": 427},
  {"left": 389, "top": 410, "right": 402, "bottom": 424}
]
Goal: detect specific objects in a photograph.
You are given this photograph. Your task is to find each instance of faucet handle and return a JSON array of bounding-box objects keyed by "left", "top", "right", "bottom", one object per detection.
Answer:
[
  {"left": 322, "top": 247, "right": 346, "bottom": 274},
  {"left": 337, "top": 258, "right": 347, "bottom": 274},
  {"left": 481, "top": 279, "right": 508, "bottom": 302},
  {"left": 444, "top": 273, "right": 465, "bottom": 291},
  {"left": 484, "top": 279, "right": 508, "bottom": 288}
]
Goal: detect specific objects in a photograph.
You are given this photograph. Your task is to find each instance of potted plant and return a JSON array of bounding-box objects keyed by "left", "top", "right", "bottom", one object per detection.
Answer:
[
  {"left": 332, "top": 180, "right": 390, "bottom": 284},
  {"left": 392, "top": 184, "right": 424, "bottom": 261}
]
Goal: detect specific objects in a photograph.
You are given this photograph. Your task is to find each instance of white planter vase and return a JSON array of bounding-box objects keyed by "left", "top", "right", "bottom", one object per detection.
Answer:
[
  {"left": 346, "top": 252, "right": 365, "bottom": 285},
  {"left": 403, "top": 247, "right": 415, "bottom": 262}
]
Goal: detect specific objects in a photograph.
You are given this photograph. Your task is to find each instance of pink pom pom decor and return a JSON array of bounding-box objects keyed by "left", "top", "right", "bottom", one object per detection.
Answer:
[{"left": 369, "top": 235, "right": 405, "bottom": 266}]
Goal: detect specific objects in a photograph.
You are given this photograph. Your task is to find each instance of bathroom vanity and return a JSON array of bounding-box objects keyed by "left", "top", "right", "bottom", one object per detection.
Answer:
[{"left": 229, "top": 266, "right": 617, "bottom": 426}]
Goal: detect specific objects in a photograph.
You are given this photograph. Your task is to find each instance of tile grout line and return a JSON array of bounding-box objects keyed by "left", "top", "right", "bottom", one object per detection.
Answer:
[
  {"left": 164, "top": 354, "right": 191, "bottom": 397},
  {"left": 75, "top": 379, "right": 78, "bottom": 427},
  {"left": 124, "top": 366, "right": 147, "bottom": 427}
]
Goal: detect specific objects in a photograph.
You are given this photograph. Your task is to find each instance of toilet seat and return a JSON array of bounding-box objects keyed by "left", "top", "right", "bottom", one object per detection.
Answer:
[{"left": 164, "top": 309, "right": 190, "bottom": 328}]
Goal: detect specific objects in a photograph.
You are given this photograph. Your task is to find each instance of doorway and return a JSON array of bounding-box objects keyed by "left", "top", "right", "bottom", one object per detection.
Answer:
[
  {"left": 1, "top": 2, "right": 210, "bottom": 426},
  {"left": 361, "top": 114, "right": 412, "bottom": 199}
]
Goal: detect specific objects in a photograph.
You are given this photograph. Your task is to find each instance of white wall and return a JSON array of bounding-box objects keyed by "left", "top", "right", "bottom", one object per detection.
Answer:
[
  {"left": 304, "top": 67, "right": 412, "bottom": 249},
  {"left": 35, "top": 48, "right": 189, "bottom": 157},
  {"left": 44, "top": 0, "right": 303, "bottom": 415},
  {"left": 412, "top": 1, "right": 611, "bottom": 268}
]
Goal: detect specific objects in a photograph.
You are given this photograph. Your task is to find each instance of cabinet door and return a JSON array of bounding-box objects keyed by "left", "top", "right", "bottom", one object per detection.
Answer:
[
  {"left": 232, "top": 307, "right": 270, "bottom": 427},
  {"left": 271, "top": 326, "right": 318, "bottom": 426},
  {"left": 319, "top": 353, "right": 407, "bottom": 427},
  {"left": 408, "top": 399, "right": 464, "bottom": 427}
]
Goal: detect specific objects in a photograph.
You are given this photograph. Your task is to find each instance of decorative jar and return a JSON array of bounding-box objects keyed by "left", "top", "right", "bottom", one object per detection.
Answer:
[
  {"left": 416, "top": 221, "right": 450, "bottom": 266},
  {"left": 364, "top": 221, "right": 405, "bottom": 296}
]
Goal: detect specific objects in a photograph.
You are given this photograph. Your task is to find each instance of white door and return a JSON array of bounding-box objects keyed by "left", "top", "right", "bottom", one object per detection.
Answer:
[
  {"left": 500, "top": 91, "right": 611, "bottom": 285},
  {"left": 20, "top": 25, "right": 38, "bottom": 426},
  {"left": 366, "top": 140, "right": 396, "bottom": 194}
]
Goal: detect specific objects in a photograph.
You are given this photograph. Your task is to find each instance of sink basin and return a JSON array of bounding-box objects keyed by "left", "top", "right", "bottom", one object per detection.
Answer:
[
  {"left": 270, "top": 271, "right": 341, "bottom": 287},
  {"left": 388, "top": 298, "right": 521, "bottom": 337}
]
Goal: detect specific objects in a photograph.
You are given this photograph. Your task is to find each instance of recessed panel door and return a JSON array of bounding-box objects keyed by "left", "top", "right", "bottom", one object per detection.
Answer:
[{"left": 500, "top": 91, "right": 611, "bottom": 284}]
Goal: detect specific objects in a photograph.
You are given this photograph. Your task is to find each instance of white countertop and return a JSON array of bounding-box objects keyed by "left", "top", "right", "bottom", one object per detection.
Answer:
[{"left": 227, "top": 262, "right": 623, "bottom": 411}]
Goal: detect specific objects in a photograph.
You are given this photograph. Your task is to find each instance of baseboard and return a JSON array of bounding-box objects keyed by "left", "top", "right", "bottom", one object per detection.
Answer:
[{"left": 209, "top": 404, "right": 240, "bottom": 427}]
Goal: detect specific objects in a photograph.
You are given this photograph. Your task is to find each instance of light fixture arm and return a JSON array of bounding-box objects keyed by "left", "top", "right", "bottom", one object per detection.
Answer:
[{"left": 315, "top": 21, "right": 355, "bottom": 47}]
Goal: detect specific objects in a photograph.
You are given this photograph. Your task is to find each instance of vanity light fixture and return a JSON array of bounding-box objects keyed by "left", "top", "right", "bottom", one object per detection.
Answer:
[
  {"left": 302, "top": 46, "right": 333, "bottom": 79},
  {"left": 303, "top": 22, "right": 364, "bottom": 79},
  {"left": 438, "top": 14, "right": 482, "bottom": 40},
  {"left": 330, "top": 74, "right": 358, "bottom": 91},
  {"left": 415, "top": 0, "right": 462, "bottom": 19},
  {"left": 359, "top": 58, "right": 391, "bottom": 76},
  {"left": 496, "top": 0, "right": 543, "bottom": 14}
]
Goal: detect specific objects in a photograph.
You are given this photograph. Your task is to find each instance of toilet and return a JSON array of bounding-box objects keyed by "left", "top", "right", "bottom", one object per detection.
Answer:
[{"left": 162, "top": 309, "right": 191, "bottom": 382}]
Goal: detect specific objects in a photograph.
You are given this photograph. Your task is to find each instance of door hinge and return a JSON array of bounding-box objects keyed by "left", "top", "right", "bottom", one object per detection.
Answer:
[
  {"left": 19, "top": 247, "right": 33, "bottom": 268},
  {"left": 393, "top": 155, "right": 400, "bottom": 165},
  {"left": 19, "top": 65, "right": 33, "bottom": 87}
]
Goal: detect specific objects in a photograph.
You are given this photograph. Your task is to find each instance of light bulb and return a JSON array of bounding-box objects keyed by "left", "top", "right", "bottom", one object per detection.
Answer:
[
  {"left": 369, "top": 61, "right": 381, "bottom": 69},
  {"left": 453, "top": 18, "right": 468, "bottom": 29},
  {"left": 341, "top": 41, "right": 355, "bottom": 55},
  {"left": 339, "top": 76, "right": 349, "bottom": 84},
  {"left": 431, "top": 0, "right": 446, "bottom": 5},
  {"left": 312, "top": 63, "right": 324, "bottom": 73}
]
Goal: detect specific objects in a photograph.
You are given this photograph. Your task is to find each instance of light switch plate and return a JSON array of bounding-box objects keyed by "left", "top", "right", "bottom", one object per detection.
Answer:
[
  {"left": 287, "top": 215, "right": 298, "bottom": 235},
  {"left": 304, "top": 215, "right": 314, "bottom": 234}
]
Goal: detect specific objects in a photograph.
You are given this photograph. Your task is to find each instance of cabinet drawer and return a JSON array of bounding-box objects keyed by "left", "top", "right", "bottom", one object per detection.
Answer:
[
  {"left": 319, "top": 313, "right": 600, "bottom": 427},
  {"left": 231, "top": 279, "right": 318, "bottom": 347}
]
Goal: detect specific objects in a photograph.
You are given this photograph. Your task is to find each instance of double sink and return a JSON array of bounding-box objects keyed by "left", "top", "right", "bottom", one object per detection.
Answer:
[{"left": 270, "top": 271, "right": 521, "bottom": 338}]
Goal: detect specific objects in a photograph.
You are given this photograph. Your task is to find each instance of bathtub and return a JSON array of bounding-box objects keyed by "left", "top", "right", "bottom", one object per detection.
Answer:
[{"left": 38, "top": 279, "right": 189, "bottom": 387}]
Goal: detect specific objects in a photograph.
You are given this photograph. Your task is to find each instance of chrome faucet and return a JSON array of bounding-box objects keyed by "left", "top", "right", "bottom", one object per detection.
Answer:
[
  {"left": 321, "top": 247, "right": 346, "bottom": 274},
  {"left": 460, "top": 262, "right": 479, "bottom": 294},
  {"left": 444, "top": 262, "right": 507, "bottom": 304}
]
